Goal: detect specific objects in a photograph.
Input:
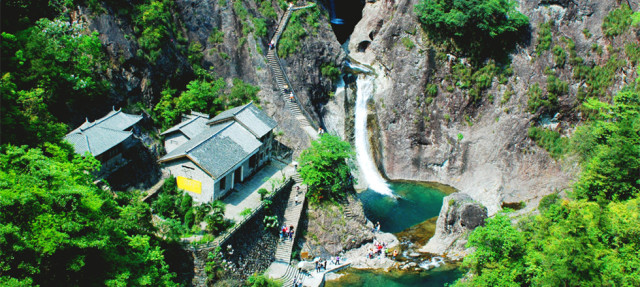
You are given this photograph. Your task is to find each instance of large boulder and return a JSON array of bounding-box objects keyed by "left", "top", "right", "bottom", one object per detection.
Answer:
[
  {"left": 420, "top": 192, "right": 487, "bottom": 260},
  {"left": 300, "top": 194, "right": 374, "bottom": 258}
]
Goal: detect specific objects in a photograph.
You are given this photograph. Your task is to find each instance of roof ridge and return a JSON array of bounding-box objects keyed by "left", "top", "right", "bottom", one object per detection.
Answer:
[
  {"left": 93, "top": 107, "right": 121, "bottom": 126},
  {"left": 233, "top": 102, "right": 252, "bottom": 115},
  {"left": 160, "top": 115, "right": 201, "bottom": 135},
  {"left": 185, "top": 121, "right": 233, "bottom": 154},
  {"left": 95, "top": 126, "right": 133, "bottom": 134},
  {"left": 84, "top": 133, "right": 92, "bottom": 155}
]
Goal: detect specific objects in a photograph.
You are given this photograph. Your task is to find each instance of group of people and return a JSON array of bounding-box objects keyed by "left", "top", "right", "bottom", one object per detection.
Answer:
[
  {"left": 280, "top": 224, "right": 295, "bottom": 241},
  {"left": 314, "top": 256, "right": 341, "bottom": 273},
  {"left": 367, "top": 239, "right": 389, "bottom": 259}
]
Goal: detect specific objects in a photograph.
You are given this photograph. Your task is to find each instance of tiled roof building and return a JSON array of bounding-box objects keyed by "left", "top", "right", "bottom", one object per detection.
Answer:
[
  {"left": 159, "top": 102, "right": 277, "bottom": 202},
  {"left": 64, "top": 107, "right": 143, "bottom": 176}
]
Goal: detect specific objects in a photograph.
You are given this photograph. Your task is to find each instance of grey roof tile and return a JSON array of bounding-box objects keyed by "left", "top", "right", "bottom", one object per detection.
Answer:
[
  {"left": 159, "top": 122, "right": 261, "bottom": 179},
  {"left": 64, "top": 127, "right": 132, "bottom": 156},
  {"left": 160, "top": 115, "right": 209, "bottom": 139},
  {"left": 207, "top": 102, "right": 277, "bottom": 138},
  {"left": 64, "top": 108, "right": 142, "bottom": 156}
]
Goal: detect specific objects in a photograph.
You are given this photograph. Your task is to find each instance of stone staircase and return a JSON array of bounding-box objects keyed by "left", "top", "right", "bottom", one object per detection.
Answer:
[
  {"left": 281, "top": 262, "right": 311, "bottom": 287},
  {"left": 266, "top": 4, "right": 319, "bottom": 140},
  {"left": 274, "top": 176, "right": 306, "bottom": 264}
]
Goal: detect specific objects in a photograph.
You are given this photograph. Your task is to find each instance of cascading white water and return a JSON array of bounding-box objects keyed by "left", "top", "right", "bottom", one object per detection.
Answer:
[{"left": 354, "top": 74, "right": 394, "bottom": 196}]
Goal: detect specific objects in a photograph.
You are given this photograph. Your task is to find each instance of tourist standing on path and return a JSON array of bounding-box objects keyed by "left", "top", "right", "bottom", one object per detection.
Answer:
[
  {"left": 295, "top": 194, "right": 299, "bottom": 205},
  {"left": 375, "top": 221, "right": 381, "bottom": 233},
  {"left": 282, "top": 225, "right": 288, "bottom": 241},
  {"left": 289, "top": 225, "right": 294, "bottom": 240}
]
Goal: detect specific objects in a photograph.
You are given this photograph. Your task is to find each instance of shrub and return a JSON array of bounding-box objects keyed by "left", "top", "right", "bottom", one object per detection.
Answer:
[
  {"left": 528, "top": 126, "right": 569, "bottom": 159},
  {"left": 252, "top": 17, "right": 267, "bottom": 37},
  {"left": 538, "top": 193, "right": 560, "bottom": 213},
  {"left": 278, "top": 5, "right": 322, "bottom": 58},
  {"left": 425, "top": 83, "right": 438, "bottom": 97},
  {"left": 536, "top": 21, "right": 554, "bottom": 55},
  {"left": 258, "top": 188, "right": 269, "bottom": 200},
  {"left": 320, "top": 63, "right": 341, "bottom": 81},
  {"left": 552, "top": 45, "right": 566, "bottom": 68},
  {"left": 602, "top": 4, "right": 633, "bottom": 38},
  {"left": 184, "top": 208, "right": 195, "bottom": 228},
  {"left": 208, "top": 28, "right": 225, "bottom": 44},
  {"left": 401, "top": 37, "right": 415, "bottom": 50},
  {"left": 188, "top": 42, "right": 203, "bottom": 67},
  {"left": 240, "top": 208, "right": 252, "bottom": 218},
  {"left": 134, "top": 0, "right": 173, "bottom": 62},
  {"left": 258, "top": 0, "right": 277, "bottom": 20}
]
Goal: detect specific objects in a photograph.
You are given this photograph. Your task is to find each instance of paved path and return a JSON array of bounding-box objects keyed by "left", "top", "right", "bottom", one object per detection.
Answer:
[
  {"left": 267, "top": 3, "right": 319, "bottom": 141},
  {"left": 224, "top": 161, "right": 293, "bottom": 222},
  {"left": 267, "top": 258, "right": 351, "bottom": 287}
]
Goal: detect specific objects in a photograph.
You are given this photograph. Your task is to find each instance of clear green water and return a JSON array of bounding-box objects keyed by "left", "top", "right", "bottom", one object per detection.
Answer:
[
  {"left": 358, "top": 181, "right": 447, "bottom": 233},
  {"left": 325, "top": 266, "right": 463, "bottom": 287}
]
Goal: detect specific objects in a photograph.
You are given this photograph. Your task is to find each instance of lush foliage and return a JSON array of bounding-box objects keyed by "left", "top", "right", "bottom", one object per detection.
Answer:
[
  {"left": 298, "top": 134, "right": 355, "bottom": 204},
  {"left": 204, "top": 200, "right": 235, "bottom": 236},
  {"left": 154, "top": 76, "right": 259, "bottom": 130},
  {"left": 134, "top": 0, "right": 174, "bottom": 62},
  {"left": 456, "top": 197, "right": 640, "bottom": 286},
  {"left": 415, "top": 0, "right": 530, "bottom": 60},
  {"left": 0, "top": 145, "right": 178, "bottom": 286},
  {"left": 456, "top": 89, "right": 640, "bottom": 286},
  {"left": 602, "top": 4, "right": 634, "bottom": 38},
  {"left": 528, "top": 126, "right": 569, "bottom": 159},
  {"left": 278, "top": 5, "right": 322, "bottom": 58},
  {"left": 320, "top": 63, "right": 341, "bottom": 82},
  {"left": 1, "top": 18, "right": 109, "bottom": 146},
  {"left": 151, "top": 177, "right": 198, "bottom": 236},
  {"left": 535, "top": 21, "right": 554, "bottom": 55},
  {"left": 571, "top": 91, "right": 640, "bottom": 202},
  {"left": 246, "top": 272, "right": 283, "bottom": 287}
]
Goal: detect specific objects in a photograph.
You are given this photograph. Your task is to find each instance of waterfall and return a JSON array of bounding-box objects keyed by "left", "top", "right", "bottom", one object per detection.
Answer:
[{"left": 354, "top": 74, "right": 394, "bottom": 196}]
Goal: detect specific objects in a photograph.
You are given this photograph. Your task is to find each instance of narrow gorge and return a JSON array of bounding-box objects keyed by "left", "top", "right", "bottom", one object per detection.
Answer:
[{"left": 2, "top": 0, "right": 639, "bottom": 286}]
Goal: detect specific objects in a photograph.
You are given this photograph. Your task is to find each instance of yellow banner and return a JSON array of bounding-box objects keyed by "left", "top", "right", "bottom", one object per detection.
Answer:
[{"left": 177, "top": 176, "right": 202, "bottom": 194}]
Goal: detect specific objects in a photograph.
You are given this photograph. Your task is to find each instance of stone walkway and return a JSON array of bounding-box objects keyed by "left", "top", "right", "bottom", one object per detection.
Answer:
[
  {"left": 273, "top": 173, "right": 306, "bottom": 264},
  {"left": 223, "top": 161, "right": 293, "bottom": 222},
  {"left": 267, "top": 258, "right": 351, "bottom": 287}
]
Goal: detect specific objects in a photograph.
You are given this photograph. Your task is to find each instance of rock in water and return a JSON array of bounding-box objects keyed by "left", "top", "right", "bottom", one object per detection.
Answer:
[{"left": 420, "top": 193, "right": 487, "bottom": 260}]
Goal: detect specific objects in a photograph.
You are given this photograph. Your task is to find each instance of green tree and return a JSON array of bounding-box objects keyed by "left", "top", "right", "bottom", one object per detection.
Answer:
[
  {"left": 415, "top": 0, "right": 529, "bottom": 61},
  {"left": 298, "top": 134, "right": 356, "bottom": 204},
  {"left": 1, "top": 18, "right": 109, "bottom": 146},
  {"left": 455, "top": 197, "right": 640, "bottom": 286},
  {"left": 0, "top": 145, "right": 178, "bottom": 286},
  {"left": 572, "top": 91, "right": 640, "bottom": 202},
  {"left": 204, "top": 200, "right": 233, "bottom": 235},
  {"left": 154, "top": 77, "right": 260, "bottom": 130}
]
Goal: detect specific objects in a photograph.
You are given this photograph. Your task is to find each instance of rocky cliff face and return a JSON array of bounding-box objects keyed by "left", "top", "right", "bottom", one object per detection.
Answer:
[
  {"left": 324, "top": 0, "right": 636, "bottom": 219},
  {"left": 72, "top": 0, "right": 341, "bottom": 154}
]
